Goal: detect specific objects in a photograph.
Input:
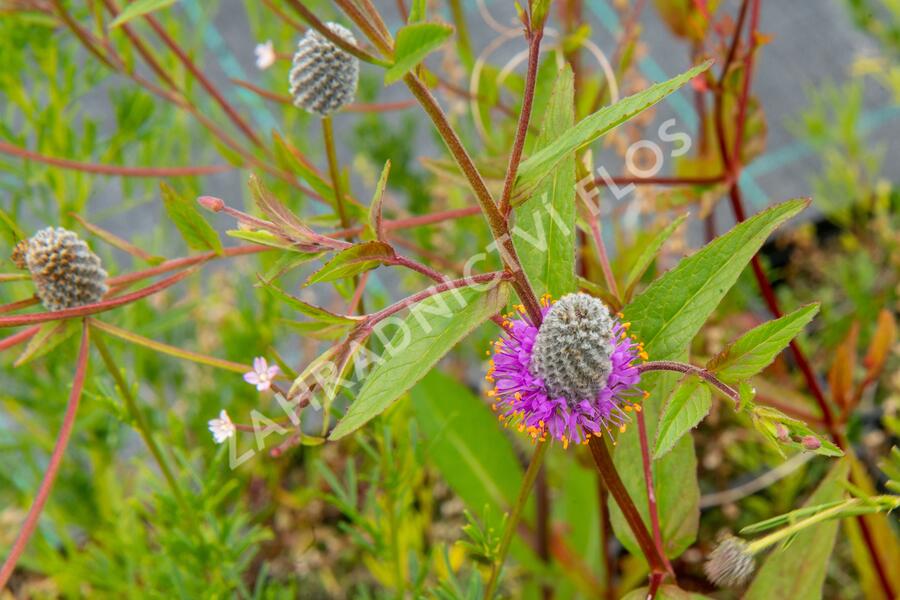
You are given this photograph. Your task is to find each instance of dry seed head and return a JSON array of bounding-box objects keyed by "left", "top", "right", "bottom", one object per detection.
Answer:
[
  {"left": 13, "top": 227, "right": 108, "bottom": 311},
  {"left": 289, "top": 23, "right": 359, "bottom": 116},
  {"left": 704, "top": 536, "right": 756, "bottom": 588},
  {"left": 529, "top": 293, "right": 616, "bottom": 403}
]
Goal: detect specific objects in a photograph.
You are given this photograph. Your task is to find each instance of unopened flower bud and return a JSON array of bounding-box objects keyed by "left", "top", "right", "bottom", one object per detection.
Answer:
[
  {"left": 705, "top": 535, "right": 755, "bottom": 588},
  {"left": 530, "top": 293, "right": 616, "bottom": 402},
  {"left": 13, "top": 227, "right": 108, "bottom": 311},
  {"left": 289, "top": 23, "right": 359, "bottom": 116},
  {"left": 801, "top": 435, "right": 821, "bottom": 450},
  {"left": 774, "top": 423, "right": 790, "bottom": 442}
]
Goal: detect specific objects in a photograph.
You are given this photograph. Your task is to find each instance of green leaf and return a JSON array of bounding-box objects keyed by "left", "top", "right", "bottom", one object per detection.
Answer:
[
  {"left": 109, "top": 0, "right": 176, "bottom": 28},
  {"left": 15, "top": 320, "right": 80, "bottom": 366},
  {"left": 257, "top": 277, "right": 362, "bottom": 325},
  {"left": 159, "top": 183, "right": 222, "bottom": 253},
  {"left": 410, "top": 370, "right": 544, "bottom": 574},
  {"left": 707, "top": 303, "right": 819, "bottom": 383},
  {"left": 411, "top": 370, "right": 523, "bottom": 522},
  {"left": 653, "top": 375, "right": 711, "bottom": 459},
  {"left": 305, "top": 241, "right": 395, "bottom": 285},
  {"left": 623, "top": 213, "right": 687, "bottom": 295},
  {"left": 515, "top": 66, "right": 577, "bottom": 298},
  {"left": 226, "top": 229, "right": 310, "bottom": 252},
  {"left": 514, "top": 61, "right": 712, "bottom": 202},
  {"left": 750, "top": 405, "right": 843, "bottom": 457},
  {"left": 329, "top": 282, "right": 510, "bottom": 439},
  {"left": 744, "top": 459, "right": 849, "bottom": 600},
  {"left": 624, "top": 199, "right": 808, "bottom": 361},
  {"left": 367, "top": 160, "right": 391, "bottom": 241},
  {"left": 384, "top": 23, "right": 454, "bottom": 84},
  {"left": 248, "top": 174, "right": 320, "bottom": 244}
]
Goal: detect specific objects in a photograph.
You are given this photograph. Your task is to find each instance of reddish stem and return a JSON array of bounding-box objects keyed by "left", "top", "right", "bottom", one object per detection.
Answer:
[
  {"left": 0, "top": 298, "right": 39, "bottom": 316},
  {"left": 107, "top": 245, "right": 268, "bottom": 287},
  {"left": 498, "top": 27, "right": 544, "bottom": 216},
  {"left": 0, "top": 322, "right": 90, "bottom": 588},
  {"left": 594, "top": 174, "right": 726, "bottom": 187},
  {"left": 143, "top": 14, "right": 264, "bottom": 149},
  {"left": 0, "top": 326, "right": 41, "bottom": 352},
  {"left": 0, "top": 140, "right": 230, "bottom": 178},
  {"left": 712, "top": 3, "right": 897, "bottom": 595},
  {"left": 588, "top": 437, "right": 668, "bottom": 575},
  {"left": 636, "top": 410, "right": 674, "bottom": 576},
  {"left": 0, "top": 269, "right": 191, "bottom": 328}
]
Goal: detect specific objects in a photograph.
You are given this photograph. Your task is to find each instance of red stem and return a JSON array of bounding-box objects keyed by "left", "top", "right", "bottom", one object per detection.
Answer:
[
  {"left": 713, "top": 3, "right": 896, "bottom": 595},
  {"left": 0, "top": 322, "right": 90, "bottom": 588},
  {"left": 498, "top": 27, "right": 544, "bottom": 216},
  {"left": 0, "top": 326, "right": 41, "bottom": 352},
  {"left": 588, "top": 437, "right": 668, "bottom": 575},
  {"left": 636, "top": 411, "right": 674, "bottom": 577},
  {"left": 594, "top": 174, "right": 726, "bottom": 187},
  {"left": 0, "top": 269, "right": 192, "bottom": 328},
  {"left": 0, "top": 140, "right": 230, "bottom": 178},
  {"left": 143, "top": 14, "right": 264, "bottom": 149}
]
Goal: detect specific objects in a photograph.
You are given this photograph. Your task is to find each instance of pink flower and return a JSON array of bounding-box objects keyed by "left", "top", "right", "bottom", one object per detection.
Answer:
[
  {"left": 243, "top": 357, "right": 280, "bottom": 391},
  {"left": 208, "top": 409, "right": 235, "bottom": 444},
  {"left": 255, "top": 40, "right": 276, "bottom": 70}
]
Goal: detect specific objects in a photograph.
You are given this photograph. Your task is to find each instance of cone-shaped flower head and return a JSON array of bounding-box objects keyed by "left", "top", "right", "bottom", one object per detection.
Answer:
[
  {"left": 289, "top": 23, "right": 359, "bottom": 116},
  {"left": 12, "top": 227, "right": 108, "bottom": 311},
  {"left": 704, "top": 536, "right": 756, "bottom": 588},
  {"left": 486, "top": 293, "right": 647, "bottom": 448}
]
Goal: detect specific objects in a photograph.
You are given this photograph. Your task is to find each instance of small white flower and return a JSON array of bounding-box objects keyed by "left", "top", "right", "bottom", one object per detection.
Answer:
[
  {"left": 208, "top": 409, "right": 235, "bottom": 444},
  {"left": 243, "top": 357, "right": 280, "bottom": 392},
  {"left": 255, "top": 40, "right": 276, "bottom": 70}
]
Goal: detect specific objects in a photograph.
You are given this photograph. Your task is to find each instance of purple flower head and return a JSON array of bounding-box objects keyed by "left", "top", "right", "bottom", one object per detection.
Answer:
[{"left": 486, "top": 293, "right": 647, "bottom": 448}]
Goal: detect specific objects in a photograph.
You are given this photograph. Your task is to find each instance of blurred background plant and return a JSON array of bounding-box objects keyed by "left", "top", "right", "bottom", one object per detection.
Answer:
[{"left": 0, "top": 0, "right": 897, "bottom": 598}]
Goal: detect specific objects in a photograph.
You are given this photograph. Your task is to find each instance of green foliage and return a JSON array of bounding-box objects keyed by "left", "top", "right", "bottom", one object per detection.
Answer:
[
  {"left": 515, "top": 66, "right": 577, "bottom": 298},
  {"left": 1, "top": 2, "right": 893, "bottom": 597},
  {"left": 625, "top": 199, "right": 807, "bottom": 360},
  {"left": 384, "top": 23, "right": 454, "bottom": 84},
  {"left": 160, "top": 183, "right": 222, "bottom": 253},
  {"left": 745, "top": 460, "right": 850, "bottom": 599},
  {"left": 109, "top": 0, "right": 178, "bottom": 27},
  {"left": 330, "top": 282, "right": 510, "bottom": 439},
  {"left": 653, "top": 375, "right": 711, "bottom": 459},
  {"left": 514, "top": 61, "right": 711, "bottom": 201},
  {"left": 306, "top": 241, "right": 395, "bottom": 285},
  {"left": 707, "top": 303, "right": 820, "bottom": 383}
]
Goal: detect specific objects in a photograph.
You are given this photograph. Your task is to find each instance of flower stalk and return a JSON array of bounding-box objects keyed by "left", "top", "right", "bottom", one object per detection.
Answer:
[
  {"left": 484, "top": 440, "right": 549, "bottom": 599},
  {"left": 0, "top": 321, "right": 90, "bottom": 588}
]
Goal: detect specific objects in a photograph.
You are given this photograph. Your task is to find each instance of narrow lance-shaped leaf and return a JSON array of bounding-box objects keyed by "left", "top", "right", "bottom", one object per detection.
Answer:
[
  {"left": 653, "top": 375, "right": 711, "bottom": 459},
  {"left": 305, "top": 241, "right": 395, "bottom": 285},
  {"left": 160, "top": 183, "right": 222, "bottom": 253},
  {"left": 863, "top": 308, "right": 897, "bottom": 380},
  {"left": 515, "top": 66, "right": 577, "bottom": 298},
  {"left": 384, "top": 23, "right": 454, "bottom": 84},
  {"left": 329, "top": 282, "right": 510, "bottom": 439},
  {"left": 624, "top": 213, "right": 688, "bottom": 296},
  {"left": 109, "top": 0, "right": 176, "bottom": 27},
  {"left": 744, "top": 460, "right": 849, "bottom": 600},
  {"left": 514, "top": 61, "right": 712, "bottom": 203},
  {"left": 612, "top": 199, "right": 807, "bottom": 561},
  {"left": 707, "top": 303, "right": 819, "bottom": 384},
  {"left": 248, "top": 174, "right": 318, "bottom": 244},
  {"left": 257, "top": 276, "right": 361, "bottom": 325},
  {"left": 367, "top": 160, "right": 391, "bottom": 241},
  {"left": 624, "top": 199, "right": 808, "bottom": 360}
]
